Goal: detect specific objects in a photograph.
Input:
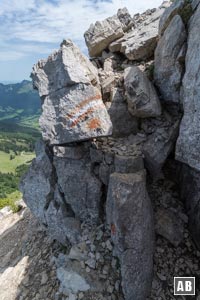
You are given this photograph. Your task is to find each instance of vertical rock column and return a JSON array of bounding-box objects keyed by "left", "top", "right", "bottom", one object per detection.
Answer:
[{"left": 106, "top": 170, "right": 154, "bottom": 300}]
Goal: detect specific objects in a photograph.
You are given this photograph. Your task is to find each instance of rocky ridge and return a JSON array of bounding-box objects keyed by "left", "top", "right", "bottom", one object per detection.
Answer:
[{"left": 19, "top": 0, "right": 200, "bottom": 299}]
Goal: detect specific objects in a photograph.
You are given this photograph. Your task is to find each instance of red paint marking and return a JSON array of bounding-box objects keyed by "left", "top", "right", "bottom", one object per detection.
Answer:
[
  {"left": 65, "top": 93, "right": 102, "bottom": 120},
  {"left": 111, "top": 224, "right": 116, "bottom": 235},
  {"left": 87, "top": 118, "right": 101, "bottom": 130}
]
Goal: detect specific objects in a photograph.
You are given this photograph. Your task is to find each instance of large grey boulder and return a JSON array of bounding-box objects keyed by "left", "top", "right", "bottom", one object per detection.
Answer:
[
  {"left": 20, "top": 141, "right": 54, "bottom": 224},
  {"left": 31, "top": 40, "right": 99, "bottom": 97},
  {"left": 106, "top": 88, "right": 138, "bottom": 136},
  {"left": 84, "top": 16, "right": 124, "bottom": 57},
  {"left": 109, "top": 6, "right": 166, "bottom": 61},
  {"left": 106, "top": 171, "right": 154, "bottom": 300},
  {"left": 53, "top": 144, "right": 102, "bottom": 223},
  {"left": 176, "top": 5, "right": 200, "bottom": 170},
  {"left": 143, "top": 119, "right": 180, "bottom": 177},
  {"left": 40, "top": 84, "right": 112, "bottom": 144},
  {"left": 124, "top": 66, "right": 161, "bottom": 118},
  {"left": 159, "top": 0, "right": 185, "bottom": 35},
  {"left": 179, "top": 164, "right": 200, "bottom": 249},
  {"left": 154, "top": 15, "right": 187, "bottom": 104},
  {"left": 32, "top": 40, "right": 112, "bottom": 145},
  {"left": 20, "top": 141, "right": 81, "bottom": 245}
]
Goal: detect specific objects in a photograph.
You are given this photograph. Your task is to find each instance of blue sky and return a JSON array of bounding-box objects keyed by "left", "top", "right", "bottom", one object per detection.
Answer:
[{"left": 0, "top": 0, "right": 163, "bottom": 83}]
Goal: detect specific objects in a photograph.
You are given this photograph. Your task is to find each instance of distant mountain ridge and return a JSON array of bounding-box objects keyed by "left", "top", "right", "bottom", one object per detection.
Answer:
[{"left": 0, "top": 80, "right": 41, "bottom": 128}]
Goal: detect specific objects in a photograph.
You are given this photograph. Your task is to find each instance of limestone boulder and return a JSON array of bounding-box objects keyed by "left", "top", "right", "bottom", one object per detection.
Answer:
[
  {"left": 32, "top": 40, "right": 112, "bottom": 145},
  {"left": 124, "top": 66, "right": 161, "bottom": 118},
  {"left": 106, "top": 88, "right": 138, "bottom": 136},
  {"left": 143, "top": 119, "right": 180, "bottom": 177},
  {"left": 176, "top": 4, "right": 200, "bottom": 170},
  {"left": 40, "top": 83, "right": 112, "bottom": 145},
  {"left": 84, "top": 16, "right": 124, "bottom": 57},
  {"left": 31, "top": 40, "right": 99, "bottom": 97},
  {"left": 109, "top": 6, "right": 166, "bottom": 61},
  {"left": 20, "top": 141, "right": 54, "bottom": 224},
  {"left": 53, "top": 144, "right": 102, "bottom": 223},
  {"left": 159, "top": 0, "right": 185, "bottom": 35},
  {"left": 154, "top": 15, "right": 187, "bottom": 104},
  {"left": 20, "top": 141, "right": 81, "bottom": 245},
  {"left": 106, "top": 171, "right": 154, "bottom": 300}
]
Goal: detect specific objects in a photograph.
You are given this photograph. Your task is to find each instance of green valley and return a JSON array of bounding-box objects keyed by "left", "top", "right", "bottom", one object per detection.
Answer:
[{"left": 0, "top": 81, "right": 41, "bottom": 211}]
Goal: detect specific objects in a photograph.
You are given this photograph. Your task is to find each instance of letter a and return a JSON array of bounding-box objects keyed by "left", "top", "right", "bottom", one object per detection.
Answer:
[{"left": 177, "top": 281, "right": 184, "bottom": 291}]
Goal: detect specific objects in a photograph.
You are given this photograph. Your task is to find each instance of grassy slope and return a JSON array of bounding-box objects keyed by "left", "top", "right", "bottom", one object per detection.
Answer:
[{"left": 0, "top": 151, "right": 35, "bottom": 173}]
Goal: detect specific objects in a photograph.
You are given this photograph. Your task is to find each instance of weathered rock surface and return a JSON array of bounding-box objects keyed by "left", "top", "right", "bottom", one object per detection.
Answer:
[
  {"left": 106, "top": 87, "right": 138, "bottom": 136},
  {"left": 109, "top": 5, "right": 167, "bottom": 61},
  {"left": 176, "top": 4, "right": 200, "bottom": 170},
  {"left": 155, "top": 208, "right": 184, "bottom": 246},
  {"left": 40, "top": 84, "right": 112, "bottom": 144},
  {"left": 154, "top": 15, "right": 186, "bottom": 104},
  {"left": 31, "top": 40, "right": 99, "bottom": 97},
  {"left": 20, "top": 141, "right": 82, "bottom": 245},
  {"left": 20, "top": 141, "right": 54, "bottom": 224},
  {"left": 192, "top": 0, "right": 200, "bottom": 10},
  {"left": 143, "top": 119, "right": 180, "bottom": 177},
  {"left": 84, "top": 15, "right": 124, "bottom": 57},
  {"left": 117, "top": 7, "right": 133, "bottom": 32},
  {"left": 32, "top": 40, "right": 112, "bottom": 144},
  {"left": 106, "top": 171, "right": 154, "bottom": 300},
  {"left": 179, "top": 164, "right": 200, "bottom": 249},
  {"left": 53, "top": 144, "right": 102, "bottom": 223},
  {"left": 124, "top": 66, "right": 161, "bottom": 118},
  {"left": 159, "top": 0, "right": 185, "bottom": 35}
]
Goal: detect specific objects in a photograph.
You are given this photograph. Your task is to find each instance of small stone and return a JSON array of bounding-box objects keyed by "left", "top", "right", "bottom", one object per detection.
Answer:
[
  {"left": 40, "top": 271, "right": 48, "bottom": 285},
  {"left": 96, "top": 230, "right": 103, "bottom": 241},
  {"left": 106, "top": 240, "right": 113, "bottom": 251},
  {"left": 85, "top": 258, "right": 96, "bottom": 269},
  {"left": 107, "top": 285, "right": 114, "bottom": 294}
]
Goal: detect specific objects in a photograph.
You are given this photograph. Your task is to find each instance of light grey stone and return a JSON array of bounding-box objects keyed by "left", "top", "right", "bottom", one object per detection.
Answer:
[
  {"left": 54, "top": 146, "right": 102, "bottom": 223},
  {"left": 57, "top": 268, "right": 90, "bottom": 294},
  {"left": 124, "top": 66, "right": 161, "bottom": 118},
  {"left": 31, "top": 39, "right": 99, "bottom": 97},
  {"left": 106, "top": 171, "right": 154, "bottom": 300},
  {"left": 39, "top": 84, "right": 112, "bottom": 145},
  {"left": 45, "top": 186, "right": 81, "bottom": 245},
  {"left": 143, "top": 120, "right": 180, "bottom": 177},
  {"left": 192, "top": 0, "right": 200, "bottom": 10},
  {"left": 109, "top": 6, "right": 165, "bottom": 61},
  {"left": 20, "top": 141, "right": 53, "bottom": 224},
  {"left": 176, "top": 5, "right": 200, "bottom": 170},
  {"left": 117, "top": 7, "right": 133, "bottom": 32},
  {"left": 155, "top": 208, "right": 184, "bottom": 246},
  {"left": 84, "top": 16, "right": 124, "bottom": 57},
  {"left": 154, "top": 15, "right": 187, "bottom": 104},
  {"left": 159, "top": 0, "right": 185, "bottom": 35},
  {"left": 107, "top": 88, "right": 138, "bottom": 137}
]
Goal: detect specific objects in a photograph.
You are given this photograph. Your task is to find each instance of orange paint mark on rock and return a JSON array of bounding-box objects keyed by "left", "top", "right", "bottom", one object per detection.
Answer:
[
  {"left": 88, "top": 118, "right": 101, "bottom": 130},
  {"left": 65, "top": 93, "right": 102, "bottom": 120}
]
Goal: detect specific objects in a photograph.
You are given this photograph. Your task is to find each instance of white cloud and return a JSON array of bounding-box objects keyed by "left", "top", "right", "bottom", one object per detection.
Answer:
[{"left": 0, "top": 0, "right": 163, "bottom": 61}]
